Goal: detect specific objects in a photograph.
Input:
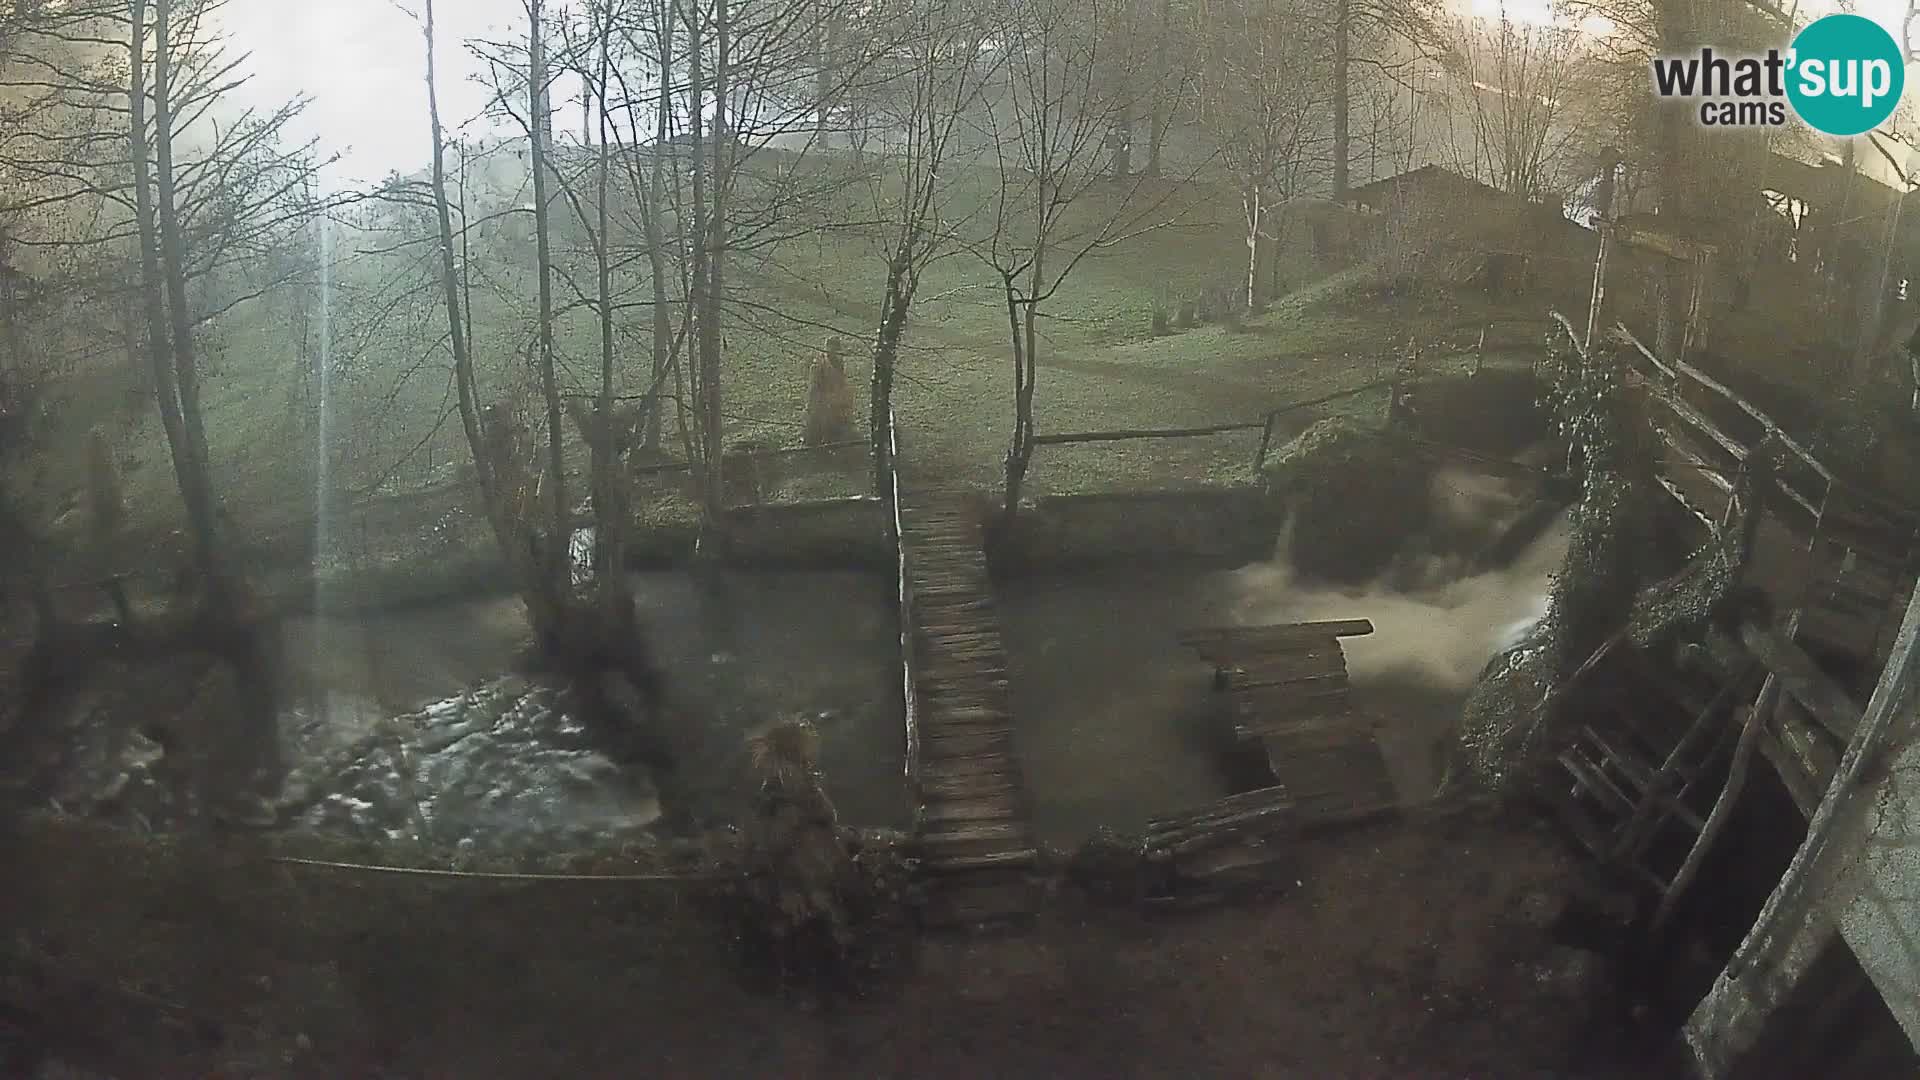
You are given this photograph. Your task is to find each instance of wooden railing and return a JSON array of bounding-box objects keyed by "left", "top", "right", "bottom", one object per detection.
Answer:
[
  {"left": 1607, "top": 320, "right": 1832, "bottom": 524},
  {"left": 1024, "top": 378, "right": 1396, "bottom": 481},
  {"left": 1547, "top": 309, "right": 1841, "bottom": 530},
  {"left": 886, "top": 408, "right": 920, "bottom": 788},
  {"left": 1468, "top": 317, "right": 1557, "bottom": 376}
]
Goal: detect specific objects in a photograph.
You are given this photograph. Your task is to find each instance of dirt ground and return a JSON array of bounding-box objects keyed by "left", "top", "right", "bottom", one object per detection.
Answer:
[{"left": 8, "top": 807, "right": 1645, "bottom": 1079}]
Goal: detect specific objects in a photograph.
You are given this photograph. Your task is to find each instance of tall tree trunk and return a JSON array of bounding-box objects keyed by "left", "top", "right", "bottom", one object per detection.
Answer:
[
  {"left": 592, "top": 1, "right": 625, "bottom": 603},
  {"left": 642, "top": 0, "right": 675, "bottom": 451},
  {"left": 457, "top": 140, "right": 477, "bottom": 379},
  {"left": 425, "top": 0, "right": 506, "bottom": 550},
  {"left": 126, "top": 0, "right": 195, "bottom": 567},
  {"left": 870, "top": 259, "right": 911, "bottom": 494},
  {"left": 813, "top": 1, "right": 832, "bottom": 146},
  {"left": 1146, "top": 0, "right": 1170, "bottom": 178},
  {"left": 529, "top": 0, "right": 570, "bottom": 604},
  {"left": 1003, "top": 239, "right": 1043, "bottom": 520},
  {"left": 1652, "top": 3, "right": 1699, "bottom": 360},
  {"left": 151, "top": 0, "right": 223, "bottom": 596},
  {"left": 686, "top": 0, "right": 714, "bottom": 522},
  {"left": 1002, "top": 290, "right": 1028, "bottom": 520},
  {"left": 1244, "top": 181, "right": 1265, "bottom": 311},
  {"left": 702, "top": 0, "right": 730, "bottom": 522},
  {"left": 1332, "top": 0, "right": 1349, "bottom": 201}
]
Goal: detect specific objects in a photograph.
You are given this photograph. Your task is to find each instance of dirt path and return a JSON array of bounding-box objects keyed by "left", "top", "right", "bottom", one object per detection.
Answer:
[{"left": 11, "top": 808, "right": 1642, "bottom": 1078}]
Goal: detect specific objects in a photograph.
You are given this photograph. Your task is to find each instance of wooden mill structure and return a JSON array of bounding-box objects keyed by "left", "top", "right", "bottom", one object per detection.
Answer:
[{"left": 1535, "top": 311, "right": 1920, "bottom": 1075}]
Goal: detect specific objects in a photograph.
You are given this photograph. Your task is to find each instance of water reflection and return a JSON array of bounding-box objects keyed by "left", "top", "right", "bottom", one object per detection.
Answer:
[{"left": 13, "top": 570, "right": 908, "bottom": 849}]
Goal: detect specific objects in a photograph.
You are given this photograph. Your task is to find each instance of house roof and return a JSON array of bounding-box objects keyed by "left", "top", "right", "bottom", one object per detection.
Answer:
[{"left": 1342, "top": 165, "right": 1508, "bottom": 206}]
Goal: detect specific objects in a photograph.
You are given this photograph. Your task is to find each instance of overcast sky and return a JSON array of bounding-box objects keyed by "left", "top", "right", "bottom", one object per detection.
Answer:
[
  {"left": 218, "top": 0, "right": 1915, "bottom": 187},
  {"left": 219, "top": 0, "right": 531, "bottom": 186}
]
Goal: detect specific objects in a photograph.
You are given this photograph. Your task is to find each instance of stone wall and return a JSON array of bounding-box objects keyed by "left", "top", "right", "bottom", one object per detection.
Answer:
[{"left": 717, "top": 496, "right": 891, "bottom": 568}]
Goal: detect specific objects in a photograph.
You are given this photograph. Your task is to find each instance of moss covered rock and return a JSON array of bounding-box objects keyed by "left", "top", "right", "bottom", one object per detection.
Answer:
[
  {"left": 1259, "top": 418, "right": 1431, "bottom": 585},
  {"left": 1447, "top": 627, "right": 1559, "bottom": 794},
  {"left": 1444, "top": 339, "right": 1676, "bottom": 796}
]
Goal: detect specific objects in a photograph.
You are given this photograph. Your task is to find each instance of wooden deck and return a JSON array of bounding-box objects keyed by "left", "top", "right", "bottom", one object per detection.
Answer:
[
  {"left": 896, "top": 489, "right": 1038, "bottom": 927},
  {"left": 1059, "top": 622, "right": 1405, "bottom": 910},
  {"left": 1180, "top": 620, "right": 1402, "bottom": 829},
  {"left": 1152, "top": 622, "right": 1397, "bottom": 876}
]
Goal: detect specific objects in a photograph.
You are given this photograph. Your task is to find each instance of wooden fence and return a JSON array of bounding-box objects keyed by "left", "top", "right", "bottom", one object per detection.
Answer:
[
  {"left": 1027, "top": 378, "right": 1397, "bottom": 480},
  {"left": 885, "top": 409, "right": 920, "bottom": 789}
]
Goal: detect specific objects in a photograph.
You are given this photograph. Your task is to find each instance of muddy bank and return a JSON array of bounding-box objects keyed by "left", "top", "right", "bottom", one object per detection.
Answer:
[{"left": 4, "top": 805, "right": 1623, "bottom": 1078}]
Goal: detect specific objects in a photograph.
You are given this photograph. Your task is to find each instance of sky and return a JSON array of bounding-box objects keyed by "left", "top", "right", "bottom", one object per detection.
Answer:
[
  {"left": 220, "top": 0, "right": 1918, "bottom": 186},
  {"left": 218, "top": 0, "right": 530, "bottom": 186}
]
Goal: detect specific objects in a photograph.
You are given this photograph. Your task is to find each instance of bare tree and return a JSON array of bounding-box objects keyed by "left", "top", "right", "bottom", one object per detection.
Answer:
[
  {"left": 1436, "top": 9, "right": 1588, "bottom": 203},
  {"left": 149, "top": 0, "right": 224, "bottom": 592},
  {"left": 972, "top": 0, "right": 1166, "bottom": 517},
  {"left": 1197, "top": 0, "right": 1334, "bottom": 310},
  {"left": 123, "top": 0, "right": 328, "bottom": 609},
  {"left": 1330, "top": 0, "right": 1442, "bottom": 199},
  {"left": 418, "top": 0, "right": 529, "bottom": 616},
  {"left": 864, "top": 1, "right": 995, "bottom": 492},
  {"left": 638, "top": 0, "right": 680, "bottom": 453},
  {"left": 570, "top": 0, "right": 632, "bottom": 616},
  {"left": 527, "top": 0, "right": 570, "bottom": 606},
  {"left": 683, "top": 0, "right": 717, "bottom": 519},
  {"left": 6, "top": 0, "right": 320, "bottom": 604}
]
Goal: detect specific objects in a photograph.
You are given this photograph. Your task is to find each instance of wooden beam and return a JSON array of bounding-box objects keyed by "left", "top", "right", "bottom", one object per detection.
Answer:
[
  {"left": 1609, "top": 220, "right": 1720, "bottom": 263},
  {"left": 1699, "top": 532, "right": 1920, "bottom": 1075},
  {"left": 1653, "top": 702, "right": 1764, "bottom": 932},
  {"left": 1585, "top": 226, "right": 1610, "bottom": 352},
  {"left": 1729, "top": 620, "right": 1863, "bottom": 742},
  {"left": 1032, "top": 421, "right": 1267, "bottom": 446},
  {"left": 1758, "top": 726, "right": 1825, "bottom": 817},
  {"left": 1180, "top": 619, "right": 1375, "bottom": 643},
  {"left": 1612, "top": 321, "right": 1834, "bottom": 488},
  {"left": 1613, "top": 662, "right": 1759, "bottom": 862}
]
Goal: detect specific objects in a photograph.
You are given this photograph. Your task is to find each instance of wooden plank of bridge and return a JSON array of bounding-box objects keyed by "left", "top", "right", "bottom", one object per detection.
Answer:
[
  {"left": 1078, "top": 622, "right": 1404, "bottom": 908},
  {"left": 1182, "top": 623, "right": 1400, "bottom": 830},
  {"left": 898, "top": 488, "right": 1037, "bottom": 928}
]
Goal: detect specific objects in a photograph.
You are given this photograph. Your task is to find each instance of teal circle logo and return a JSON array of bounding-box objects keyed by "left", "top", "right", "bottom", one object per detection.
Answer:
[{"left": 1787, "top": 14, "right": 1905, "bottom": 137}]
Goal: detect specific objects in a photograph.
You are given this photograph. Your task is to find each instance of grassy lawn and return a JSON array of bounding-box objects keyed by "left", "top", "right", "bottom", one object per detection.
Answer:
[{"left": 15, "top": 171, "right": 1554, "bottom": 581}]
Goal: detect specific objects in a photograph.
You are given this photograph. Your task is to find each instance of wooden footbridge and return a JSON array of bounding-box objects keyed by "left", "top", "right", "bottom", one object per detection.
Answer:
[{"left": 892, "top": 486, "right": 1039, "bottom": 928}]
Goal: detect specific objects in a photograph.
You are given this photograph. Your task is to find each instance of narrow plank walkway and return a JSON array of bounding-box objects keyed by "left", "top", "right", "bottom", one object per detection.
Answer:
[{"left": 897, "top": 490, "right": 1037, "bottom": 927}]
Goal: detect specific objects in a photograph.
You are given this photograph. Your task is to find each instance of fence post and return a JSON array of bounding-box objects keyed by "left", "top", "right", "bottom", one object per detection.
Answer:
[
  {"left": 1253, "top": 411, "right": 1277, "bottom": 476},
  {"left": 1585, "top": 223, "right": 1611, "bottom": 355}
]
